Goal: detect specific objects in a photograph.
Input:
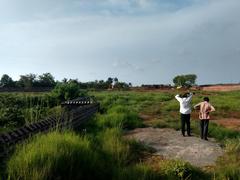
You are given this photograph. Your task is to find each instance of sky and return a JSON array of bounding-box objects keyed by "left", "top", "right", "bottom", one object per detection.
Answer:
[{"left": 0, "top": 0, "right": 240, "bottom": 85}]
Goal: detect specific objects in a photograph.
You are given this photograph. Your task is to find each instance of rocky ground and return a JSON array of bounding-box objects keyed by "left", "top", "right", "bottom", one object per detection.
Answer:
[{"left": 125, "top": 128, "right": 224, "bottom": 167}]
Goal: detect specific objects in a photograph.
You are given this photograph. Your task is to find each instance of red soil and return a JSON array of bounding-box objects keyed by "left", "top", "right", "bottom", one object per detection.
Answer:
[
  {"left": 212, "top": 118, "right": 240, "bottom": 131},
  {"left": 202, "top": 85, "right": 240, "bottom": 92}
]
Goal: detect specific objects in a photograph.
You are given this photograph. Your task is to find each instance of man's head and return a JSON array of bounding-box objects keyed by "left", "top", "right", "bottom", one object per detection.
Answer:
[
  {"left": 181, "top": 93, "right": 189, "bottom": 98},
  {"left": 203, "top": 97, "right": 209, "bottom": 102}
]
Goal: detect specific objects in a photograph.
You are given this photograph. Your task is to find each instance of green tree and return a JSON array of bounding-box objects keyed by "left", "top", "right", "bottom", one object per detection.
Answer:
[
  {"left": 0, "top": 74, "right": 15, "bottom": 87},
  {"left": 17, "top": 74, "right": 37, "bottom": 88},
  {"left": 113, "top": 77, "right": 118, "bottom": 84},
  {"left": 106, "top": 77, "right": 113, "bottom": 89},
  {"left": 38, "top": 73, "right": 56, "bottom": 87},
  {"left": 173, "top": 74, "right": 197, "bottom": 87},
  {"left": 52, "top": 82, "right": 86, "bottom": 102},
  {"left": 114, "top": 82, "right": 130, "bottom": 90}
]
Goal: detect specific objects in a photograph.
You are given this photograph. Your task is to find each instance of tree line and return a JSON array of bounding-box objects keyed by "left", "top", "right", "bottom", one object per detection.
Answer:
[{"left": 0, "top": 73, "right": 132, "bottom": 90}]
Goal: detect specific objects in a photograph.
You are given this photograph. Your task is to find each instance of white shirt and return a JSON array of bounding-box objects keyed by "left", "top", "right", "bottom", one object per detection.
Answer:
[{"left": 175, "top": 93, "right": 193, "bottom": 114}]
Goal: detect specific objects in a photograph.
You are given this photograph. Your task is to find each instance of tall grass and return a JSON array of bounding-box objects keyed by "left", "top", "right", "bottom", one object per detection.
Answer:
[
  {"left": 215, "top": 139, "right": 240, "bottom": 180},
  {"left": 7, "top": 131, "right": 101, "bottom": 180},
  {"left": 98, "top": 128, "right": 130, "bottom": 167},
  {"left": 6, "top": 129, "right": 164, "bottom": 180}
]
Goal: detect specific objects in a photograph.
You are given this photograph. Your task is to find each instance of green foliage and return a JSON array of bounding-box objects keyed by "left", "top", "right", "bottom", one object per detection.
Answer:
[
  {"left": 51, "top": 82, "right": 86, "bottom": 102},
  {"left": 161, "top": 160, "right": 193, "bottom": 179},
  {"left": 0, "top": 93, "right": 60, "bottom": 132},
  {"left": 38, "top": 73, "right": 56, "bottom": 87},
  {"left": 215, "top": 139, "right": 240, "bottom": 180},
  {"left": 0, "top": 74, "right": 15, "bottom": 88},
  {"left": 17, "top": 73, "right": 37, "bottom": 88},
  {"left": 160, "top": 160, "right": 208, "bottom": 180},
  {"left": 173, "top": 74, "right": 197, "bottom": 87}
]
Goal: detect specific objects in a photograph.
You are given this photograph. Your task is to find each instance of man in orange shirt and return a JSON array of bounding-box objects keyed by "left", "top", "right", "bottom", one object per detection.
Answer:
[{"left": 194, "top": 97, "right": 215, "bottom": 140}]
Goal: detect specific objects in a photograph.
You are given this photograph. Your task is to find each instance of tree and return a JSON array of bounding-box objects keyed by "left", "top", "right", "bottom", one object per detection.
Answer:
[
  {"left": 113, "top": 77, "right": 118, "bottom": 84},
  {"left": 106, "top": 77, "right": 113, "bottom": 89},
  {"left": 38, "top": 73, "right": 56, "bottom": 87},
  {"left": 0, "top": 74, "right": 15, "bottom": 87},
  {"left": 52, "top": 82, "right": 86, "bottom": 102},
  {"left": 18, "top": 74, "right": 37, "bottom": 88},
  {"left": 173, "top": 74, "right": 197, "bottom": 87},
  {"left": 114, "top": 82, "right": 130, "bottom": 90}
]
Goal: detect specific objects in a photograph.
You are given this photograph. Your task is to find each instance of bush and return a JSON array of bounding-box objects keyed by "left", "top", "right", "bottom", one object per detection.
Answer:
[
  {"left": 51, "top": 82, "right": 86, "bottom": 102},
  {"left": 160, "top": 159, "right": 208, "bottom": 180},
  {"left": 161, "top": 160, "right": 193, "bottom": 179}
]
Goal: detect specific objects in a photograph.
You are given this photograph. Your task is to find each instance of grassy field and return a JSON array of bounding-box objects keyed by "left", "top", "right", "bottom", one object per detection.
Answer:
[{"left": 2, "top": 90, "right": 240, "bottom": 179}]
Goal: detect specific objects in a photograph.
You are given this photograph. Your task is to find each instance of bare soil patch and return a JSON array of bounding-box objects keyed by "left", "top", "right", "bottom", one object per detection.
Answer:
[
  {"left": 125, "top": 128, "right": 224, "bottom": 167},
  {"left": 202, "top": 85, "right": 240, "bottom": 92},
  {"left": 212, "top": 118, "right": 240, "bottom": 131}
]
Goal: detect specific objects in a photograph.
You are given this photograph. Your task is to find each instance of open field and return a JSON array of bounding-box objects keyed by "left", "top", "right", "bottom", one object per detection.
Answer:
[
  {"left": 1, "top": 90, "right": 240, "bottom": 179},
  {"left": 201, "top": 84, "right": 240, "bottom": 92}
]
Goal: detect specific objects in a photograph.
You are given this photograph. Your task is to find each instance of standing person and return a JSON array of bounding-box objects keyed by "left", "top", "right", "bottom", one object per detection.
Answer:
[
  {"left": 194, "top": 97, "right": 215, "bottom": 140},
  {"left": 175, "top": 92, "right": 193, "bottom": 137}
]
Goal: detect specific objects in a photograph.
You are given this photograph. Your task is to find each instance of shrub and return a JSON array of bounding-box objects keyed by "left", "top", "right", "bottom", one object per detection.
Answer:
[
  {"left": 161, "top": 160, "right": 193, "bottom": 179},
  {"left": 159, "top": 159, "right": 208, "bottom": 180},
  {"left": 51, "top": 82, "right": 86, "bottom": 102}
]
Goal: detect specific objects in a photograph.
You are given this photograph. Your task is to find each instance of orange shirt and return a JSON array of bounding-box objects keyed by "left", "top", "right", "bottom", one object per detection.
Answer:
[{"left": 194, "top": 101, "right": 215, "bottom": 120}]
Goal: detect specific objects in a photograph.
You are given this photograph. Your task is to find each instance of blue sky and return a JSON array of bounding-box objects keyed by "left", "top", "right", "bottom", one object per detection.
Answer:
[{"left": 0, "top": 0, "right": 239, "bottom": 85}]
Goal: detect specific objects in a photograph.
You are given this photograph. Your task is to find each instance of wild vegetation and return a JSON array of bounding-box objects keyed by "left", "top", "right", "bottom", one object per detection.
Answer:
[
  {"left": 0, "top": 73, "right": 131, "bottom": 91},
  {"left": 1, "top": 89, "right": 240, "bottom": 179},
  {"left": 0, "top": 82, "right": 86, "bottom": 133}
]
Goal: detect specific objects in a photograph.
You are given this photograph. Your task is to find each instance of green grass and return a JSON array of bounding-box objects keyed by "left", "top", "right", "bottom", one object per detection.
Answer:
[
  {"left": 7, "top": 131, "right": 101, "bottom": 180},
  {"left": 3, "top": 90, "right": 240, "bottom": 179},
  {"left": 6, "top": 130, "right": 163, "bottom": 180},
  {"left": 215, "top": 139, "right": 240, "bottom": 180}
]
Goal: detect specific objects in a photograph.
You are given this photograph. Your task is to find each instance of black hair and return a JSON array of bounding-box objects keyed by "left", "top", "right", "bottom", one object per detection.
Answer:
[
  {"left": 180, "top": 93, "right": 189, "bottom": 98},
  {"left": 203, "top": 97, "right": 209, "bottom": 102}
]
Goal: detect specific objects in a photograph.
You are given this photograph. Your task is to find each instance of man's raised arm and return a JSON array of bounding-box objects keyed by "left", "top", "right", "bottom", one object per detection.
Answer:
[{"left": 175, "top": 94, "right": 182, "bottom": 102}]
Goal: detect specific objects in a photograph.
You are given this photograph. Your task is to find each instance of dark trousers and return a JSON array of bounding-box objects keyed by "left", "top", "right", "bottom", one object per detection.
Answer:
[
  {"left": 200, "top": 120, "right": 209, "bottom": 139},
  {"left": 180, "top": 114, "right": 191, "bottom": 136}
]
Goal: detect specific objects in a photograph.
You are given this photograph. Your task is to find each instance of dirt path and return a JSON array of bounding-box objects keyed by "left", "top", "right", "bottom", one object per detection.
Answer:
[{"left": 125, "top": 128, "right": 224, "bottom": 167}]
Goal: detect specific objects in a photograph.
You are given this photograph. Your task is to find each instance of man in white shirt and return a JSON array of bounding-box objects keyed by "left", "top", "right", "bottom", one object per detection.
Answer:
[{"left": 175, "top": 92, "right": 193, "bottom": 137}]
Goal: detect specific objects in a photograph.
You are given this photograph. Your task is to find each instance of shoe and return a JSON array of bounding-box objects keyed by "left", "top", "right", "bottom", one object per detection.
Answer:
[
  {"left": 204, "top": 138, "right": 208, "bottom": 141},
  {"left": 188, "top": 134, "right": 192, "bottom": 137},
  {"left": 182, "top": 134, "right": 185, "bottom": 137}
]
